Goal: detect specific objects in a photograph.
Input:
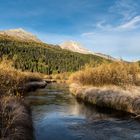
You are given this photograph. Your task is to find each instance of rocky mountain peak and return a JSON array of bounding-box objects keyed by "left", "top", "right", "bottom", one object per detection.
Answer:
[
  {"left": 60, "top": 41, "right": 92, "bottom": 54},
  {"left": 60, "top": 40, "right": 118, "bottom": 61},
  {"left": 0, "top": 28, "right": 41, "bottom": 42}
]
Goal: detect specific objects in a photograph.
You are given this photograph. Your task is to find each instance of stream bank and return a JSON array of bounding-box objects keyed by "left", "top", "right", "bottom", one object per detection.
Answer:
[
  {"left": 27, "top": 83, "right": 140, "bottom": 140},
  {"left": 0, "top": 80, "right": 47, "bottom": 140},
  {"left": 70, "top": 83, "right": 140, "bottom": 116}
]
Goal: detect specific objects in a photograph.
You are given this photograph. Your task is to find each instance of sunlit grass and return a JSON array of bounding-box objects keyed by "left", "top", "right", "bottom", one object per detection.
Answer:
[
  {"left": 0, "top": 59, "right": 42, "bottom": 95},
  {"left": 0, "top": 95, "right": 33, "bottom": 139},
  {"left": 0, "top": 59, "right": 41, "bottom": 139},
  {"left": 69, "top": 62, "right": 140, "bottom": 87}
]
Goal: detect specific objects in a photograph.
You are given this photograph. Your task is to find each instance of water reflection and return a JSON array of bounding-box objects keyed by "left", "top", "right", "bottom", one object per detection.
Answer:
[{"left": 26, "top": 83, "right": 140, "bottom": 140}]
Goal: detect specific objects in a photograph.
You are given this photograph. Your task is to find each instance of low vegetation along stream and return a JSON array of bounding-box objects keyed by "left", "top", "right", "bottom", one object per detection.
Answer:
[{"left": 26, "top": 84, "right": 140, "bottom": 140}]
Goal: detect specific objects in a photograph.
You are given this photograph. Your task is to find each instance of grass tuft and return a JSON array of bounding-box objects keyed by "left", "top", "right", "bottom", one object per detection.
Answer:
[
  {"left": 0, "top": 59, "right": 41, "bottom": 139},
  {"left": 69, "top": 62, "right": 140, "bottom": 87},
  {"left": 0, "top": 59, "right": 42, "bottom": 95}
]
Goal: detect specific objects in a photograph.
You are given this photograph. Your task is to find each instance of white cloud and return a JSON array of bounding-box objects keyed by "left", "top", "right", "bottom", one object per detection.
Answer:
[
  {"left": 117, "top": 16, "right": 140, "bottom": 30},
  {"left": 81, "top": 32, "right": 95, "bottom": 37},
  {"left": 96, "top": 21, "right": 112, "bottom": 31},
  {"left": 109, "top": 0, "right": 138, "bottom": 21},
  {"left": 95, "top": 16, "right": 140, "bottom": 32},
  {"left": 95, "top": 0, "right": 140, "bottom": 32},
  {"left": 80, "top": 33, "right": 140, "bottom": 61}
]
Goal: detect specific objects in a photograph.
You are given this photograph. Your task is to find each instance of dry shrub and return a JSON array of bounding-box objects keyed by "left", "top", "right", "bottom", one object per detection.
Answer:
[
  {"left": 70, "top": 62, "right": 140, "bottom": 86},
  {"left": 0, "top": 59, "right": 42, "bottom": 95},
  {"left": 44, "top": 75, "right": 52, "bottom": 79},
  {"left": 0, "top": 59, "right": 38, "bottom": 139},
  {"left": 53, "top": 72, "right": 71, "bottom": 80},
  {"left": 0, "top": 96, "right": 34, "bottom": 140}
]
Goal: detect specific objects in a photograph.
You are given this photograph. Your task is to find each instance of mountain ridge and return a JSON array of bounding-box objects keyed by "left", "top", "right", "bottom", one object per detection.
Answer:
[
  {"left": 60, "top": 41, "right": 92, "bottom": 54},
  {"left": 60, "top": 41, "right": 118, "bottom": 61},
  {"left": 0, "top": 28, "right": 118, "bottom": 61},
  {"left": 0, "top": 28, "right": 41, "bottom": 43}
]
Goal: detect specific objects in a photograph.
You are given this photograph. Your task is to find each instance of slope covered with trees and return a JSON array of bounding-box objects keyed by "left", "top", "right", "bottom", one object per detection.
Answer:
[{"left": 0, "top": 35, "right": 107, "bottom": 74}]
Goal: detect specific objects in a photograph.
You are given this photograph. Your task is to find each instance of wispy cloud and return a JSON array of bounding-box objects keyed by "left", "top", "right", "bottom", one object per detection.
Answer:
[
  {"left": 93, "top": 0, "right": 140, "bottom": 32},
  {"left": 87, "top": 0, "right": 140, "bottom": 32},
  {"left": 109, "top": 0, "right": 138, "bottom": 21},
  {"left": 81, "top": 32, "right": 95, "bottom": 37},
  {"left": 95, "top": 16, "right": 140, "bottom": 32},
  {"left": 1, "top": 0, "right": 140, "bottom": 61},
  {"left": 117, "top": 16, "right": 140, "bottom": 30},
  {"left": 80, "top": 32, "right": 140, "bottom": 61},
  {"left": 96, "top": 21, "right": 112, "bottom": 31}
]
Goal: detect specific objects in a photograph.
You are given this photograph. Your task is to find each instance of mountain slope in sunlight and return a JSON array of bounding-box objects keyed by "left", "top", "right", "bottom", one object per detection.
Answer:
[
  {"left": 60, "top": 41, "right": 118, "bottom": 61},
  {"left": 60, "top": 41, "right": 92, "bottom": 54},
  {"left": 0, "top": 29, "right": 107, "bottom": 74},
  {"left": 0, "top": 28, "right": 41, "bottom": 43}
]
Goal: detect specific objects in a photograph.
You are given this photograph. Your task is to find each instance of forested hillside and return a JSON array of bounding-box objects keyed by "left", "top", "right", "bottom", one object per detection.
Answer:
[{"left": 0, "top": 35, "right": 106, "bottom": 74}]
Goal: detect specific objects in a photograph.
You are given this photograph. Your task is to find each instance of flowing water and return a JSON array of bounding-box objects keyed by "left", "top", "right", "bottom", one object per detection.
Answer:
[{"left": 26, "top": 83, "right": 140, "bottom": 140}]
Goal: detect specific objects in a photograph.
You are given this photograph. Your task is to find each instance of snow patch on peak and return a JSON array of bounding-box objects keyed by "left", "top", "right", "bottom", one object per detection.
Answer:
[
  {"left": 60, "top": 41, "right": 92, "bottom": 54},
  {"left": 60, "top": 40, "right": 119, "bottom": 61}
]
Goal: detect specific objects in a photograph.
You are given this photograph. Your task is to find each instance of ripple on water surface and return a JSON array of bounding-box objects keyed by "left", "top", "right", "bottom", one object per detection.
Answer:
[{"left": 26, "top": 84, "right": 140, "bottom": 140}]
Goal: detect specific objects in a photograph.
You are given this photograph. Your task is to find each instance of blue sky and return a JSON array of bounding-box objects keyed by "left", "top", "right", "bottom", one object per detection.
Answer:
[{"left": 0, "top": 0, "right": 140, "bottom": 61}]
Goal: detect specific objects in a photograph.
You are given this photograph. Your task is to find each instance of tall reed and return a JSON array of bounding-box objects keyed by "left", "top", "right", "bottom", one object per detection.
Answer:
[
  {"left": 0, "top": 59, "right": 41, "bottom": 139},
  {"left": 70, "top": 62, "right": 140, "bottom": 86},
  {"left": 0, "top": 59, "right": 42, "bottom": 95}
]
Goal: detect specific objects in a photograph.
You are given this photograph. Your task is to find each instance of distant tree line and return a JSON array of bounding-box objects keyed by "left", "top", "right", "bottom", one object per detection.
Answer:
[{"left": 0, "top": 37, "right": 105, "bottom": 74}]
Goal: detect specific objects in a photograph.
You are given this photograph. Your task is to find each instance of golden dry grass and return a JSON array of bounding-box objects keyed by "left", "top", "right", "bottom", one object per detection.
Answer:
[
  {"left": 0, "top": 96, "right": 34, "bottom": 140},
  {"left": 0, "top": 59, "right": 42, "bottom": 95},
  {"left": 69, "top": 62, "right": 140, "bottom": 116},
  {"left": 69, "top": 62, "right": 140, "bottom": 87},
  {"left": 70, "top": 83, "right": 140, "bottom": 116},
  {"left": 44, "top": 72, "right": 71, "bottom": 84},
  {"left": 0, "top": 59, "right": 42, "bottom": 139}
]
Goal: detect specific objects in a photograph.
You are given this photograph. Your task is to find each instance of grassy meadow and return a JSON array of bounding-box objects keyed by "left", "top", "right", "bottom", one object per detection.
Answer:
[{"left": 69, "top": 62, "right": 140, "bottom": 87}]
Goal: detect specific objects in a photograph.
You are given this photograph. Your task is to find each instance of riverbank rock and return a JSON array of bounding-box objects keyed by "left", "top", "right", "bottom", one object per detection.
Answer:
[
  {"left": 19, "top": 80, "right": 47, "bottom": 93},
  {"left": 70, "top": 83, "right": 140, "bottom": 116}
]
